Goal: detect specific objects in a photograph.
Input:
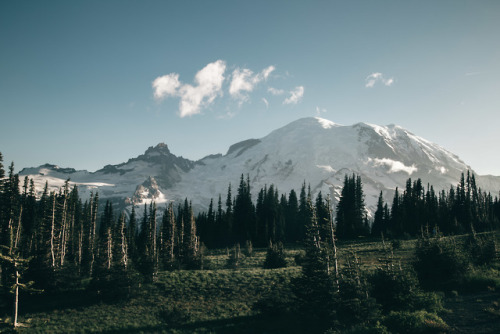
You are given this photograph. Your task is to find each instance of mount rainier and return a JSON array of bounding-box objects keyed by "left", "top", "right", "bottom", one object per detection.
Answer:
[{"left": 19, "top": 117, "right": 500, "bottom": 216}]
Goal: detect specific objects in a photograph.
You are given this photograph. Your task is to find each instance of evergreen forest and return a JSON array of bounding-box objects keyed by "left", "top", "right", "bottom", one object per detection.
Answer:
[{"left": 1, "top": 151, "right": 499, "bottom": 333}]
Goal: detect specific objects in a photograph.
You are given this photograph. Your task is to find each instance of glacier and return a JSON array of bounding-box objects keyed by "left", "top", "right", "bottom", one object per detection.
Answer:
[{"left": 18, "top": 117, "right": 500, "bottom": 217}]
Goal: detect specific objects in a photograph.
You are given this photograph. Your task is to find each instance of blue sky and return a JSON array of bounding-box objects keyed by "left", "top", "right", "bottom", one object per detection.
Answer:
[{"left": 1, "top": 0, "right": 500, "bottom": 175}]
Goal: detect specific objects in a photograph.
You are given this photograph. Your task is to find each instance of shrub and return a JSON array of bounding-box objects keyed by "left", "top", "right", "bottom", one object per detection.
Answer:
[
  {"left": 336, "top": 252, "right": 381, "bottom": 328},
  {"left": 292, "top": 262, "right": 339, "bottom": 331},
  {"left": 466, "top": 233, "right": 498, "bottom": 266},
  {"left": 369, "top": 266, "right": 418, "bottom": 313},
  {"left": 369, "top": 265, "right": 443, "bottom": 314},
  {"left": 263, "top": 242, "right": 287, "bottom": 269},
  {"left": 384, "top": 310, "right": 448, "bottom": 334},
  {"left": 413, "top": 236, "right": 470, "bottom": 291}
]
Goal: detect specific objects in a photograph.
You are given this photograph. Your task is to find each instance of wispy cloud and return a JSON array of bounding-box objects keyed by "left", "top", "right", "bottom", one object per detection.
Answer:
[
  {"left": 268, "top": 87, "right": 285, "bottom": 95},
  {"left": 283, "top": 86, "right": 304, "bottom": 104},
  {"left": 229, "top": 65, "right": 275, "bottom": 101},
  {"left": 315, "top": 106, "right": 327, "bottom": 116},
  {"left": 465, "top": 71, "right": 481, "bottom": 76},
  {"left": 262, "top": 98, "right": 269, "bottom": 108},
  {"left": 154, "top": 61, "right": 305, "bottom": 116},
  {"left": 365, "top": 72, "right": 394, "bottom": 88},
  {"left": 152, "top": 60, "right": 226, "bottom": 117}
]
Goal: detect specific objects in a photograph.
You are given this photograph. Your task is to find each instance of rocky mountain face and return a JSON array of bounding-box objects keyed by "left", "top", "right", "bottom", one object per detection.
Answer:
[{"left": 18, "top": 117, "right": 500, "bottom": 216}]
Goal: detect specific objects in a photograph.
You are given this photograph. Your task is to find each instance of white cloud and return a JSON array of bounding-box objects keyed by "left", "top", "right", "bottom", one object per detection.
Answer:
[
  {"left": 283, "top": 86, "right": 304, "bottom": 104},
  {"left": 229, "top": 65, "right": 275, "bottom": 100},
  {"left": 370, "top": 158, "right": 417, "bottom": 175},
  {"left": 262, "top": 98, "right": 269, "bottom": 108},
  {"left": 153, "top": 62, "right": 308, "bottom": 116},
  {"left": 229, "top": 68, "right": 254, "bottom": 98},
  {"left": 261, "top": 65, "right": 275, "bottom": 80},
  {"left": 152, "top": 60, "right": 226, "bottom": 117},
  {"left": 385, "top": 78, "right": 394, "bottom": 86},
  {"left": 365, "top": 72, "right": 394, "bottom": 88},
  {"left": 152, "top": 73, "right": 181, "bottom": 99},
  {"left": 268, "top": 87, "right": 285, "bottom": 95}
]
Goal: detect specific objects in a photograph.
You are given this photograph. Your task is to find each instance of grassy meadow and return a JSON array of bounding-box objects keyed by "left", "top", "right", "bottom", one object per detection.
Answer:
[{"left": 1, "top": 234, "right": 499, "bottom": 333}]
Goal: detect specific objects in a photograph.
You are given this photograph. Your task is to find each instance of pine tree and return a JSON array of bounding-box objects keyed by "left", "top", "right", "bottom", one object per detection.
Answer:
[
  {"left": 293, "top": 197, "right": 337, "bottom": 331},
  {"left": 371, "top": 191, "right": 386, "bottom": 237},
  {"left": 233, "top": 174, "right": 255, "bottom": 245},
  {"left": 205, "top": 198, "right": 215, "bottom": 247},
  {"left": 315, "top": 191, "right": 331, "bottom": 243},
  {"left": 285, "top": 189, "right": 299, "bottom": 242},
  {"left": 297, "top": 181, "right": 308, "bottom": 242},
  {"left": 127, "top": 206, "right": 138, "bottom": 267},
  {"left": 88, "top": 192, "right": 99, "bottom": 276},
  {"left": 114, "top": 213, "right": 128, "bottom": 269},
  {"left": 160, "top": 203, "right": 176, "bottom": 269},
  {"left": 183, "top": 205, "right": 200, "bottom": 269},
  {"left": 389, "top": 187, "right": 402, "bottom": 236},
  {"left": 98, "top": 201, "right": 114, "bottom": 271},
  {"left": 223, "top": 183, "right": 233, "bottom": 247},
  {"left": 336, "top": 174, "right": 366, "bottom": 239},
  {"left": 0, "top": 152, "right": 4, "bottom": 180},
  {"left": 215, "top": 194, "right": 224, "bottom": 247}
]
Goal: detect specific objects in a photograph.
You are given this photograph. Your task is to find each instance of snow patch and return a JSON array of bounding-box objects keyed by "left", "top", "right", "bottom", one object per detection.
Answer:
[
  {"left": 436, "top": 166, "right": 448, "bottom": 174},
  {"left": 315, "top": 117, "right": 340, "bottom": 129},
  {"left": 369, "top": 158, "right": 418, "bottom": 175},
  {"left": 316, "top": 165, "right": 336, "bottom": 173}
]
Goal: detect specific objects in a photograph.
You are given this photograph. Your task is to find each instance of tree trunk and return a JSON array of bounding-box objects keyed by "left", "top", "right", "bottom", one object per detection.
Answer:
[
  {"left": 50, "top": 196, "right": 56, "bottom": 268},
  {"left": 13, "top": 267, "right": 19, "bottom": 328},
  {"left": 330, "top": 206, "right": 340, "bottom": 291}
]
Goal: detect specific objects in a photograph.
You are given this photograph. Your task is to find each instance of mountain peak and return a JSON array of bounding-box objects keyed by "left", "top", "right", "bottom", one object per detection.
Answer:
[
  {"left": 17, "top": 116, "right": 500, "bottom": 218},
  {"left": 144, "top": 143, "right": 171, "bottom": 156}
]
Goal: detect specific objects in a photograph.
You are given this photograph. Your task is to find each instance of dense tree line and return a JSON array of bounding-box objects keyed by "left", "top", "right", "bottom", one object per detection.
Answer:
[
  {"left": 372, "top": 171, "right": 500, "bottom": 238},
  {"left": 1, "top": 151, "right": 499, "bottom": 294},
  {"left": 196, "top": 176, "right": 333, "bottom": 248}
]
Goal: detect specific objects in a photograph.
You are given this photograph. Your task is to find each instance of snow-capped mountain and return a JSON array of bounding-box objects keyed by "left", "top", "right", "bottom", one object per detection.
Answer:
[{"left": 19, "top": 117, "right": 500, "bottom": 215}]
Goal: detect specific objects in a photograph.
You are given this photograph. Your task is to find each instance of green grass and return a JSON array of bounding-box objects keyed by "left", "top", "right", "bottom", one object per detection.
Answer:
[
  {"left": 7, "top": 251, "right": 301, "bottom": 333},
  {"left": 1, "top": 233, "right": 498, "bottom": 333}
]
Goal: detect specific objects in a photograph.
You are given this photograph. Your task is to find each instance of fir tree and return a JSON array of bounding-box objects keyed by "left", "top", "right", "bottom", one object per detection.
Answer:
[
  {"left": 293, "top": 197, "right": 338, "bottom": 331},
  {"left": 285, "top": 189, "right": 299, "bottom": 242},
  {"left": 371, "top": 191, "right": 386, "bottom": 237},
  {"left": 160, "top": 203, "right": 176, "bottom": 269},
  {"left": 127, "top": 206, "right": 138, "bottom": 267},
  {"left": 223, "top": 183, "right": 233, "bottom": 247},
  {"left": 336, "top": 174, "right": 366, "bottom": 239},
  {"left": 233, "top": 174, "right": 255, "bottom": 244}
]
